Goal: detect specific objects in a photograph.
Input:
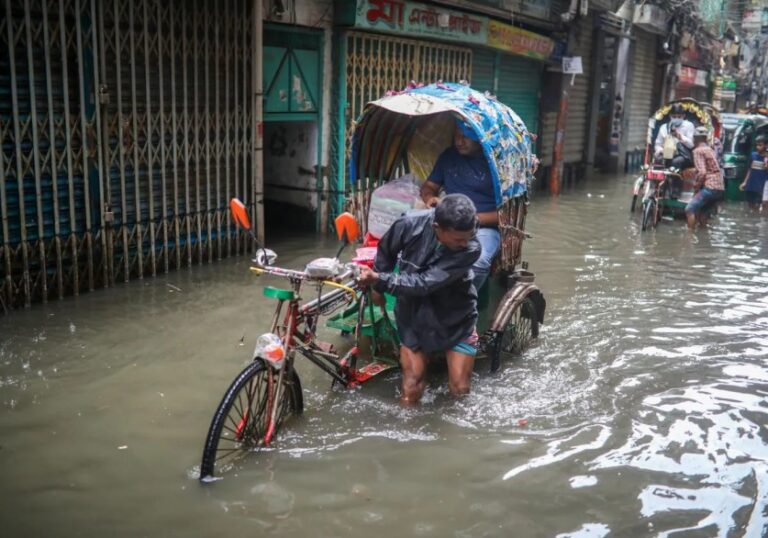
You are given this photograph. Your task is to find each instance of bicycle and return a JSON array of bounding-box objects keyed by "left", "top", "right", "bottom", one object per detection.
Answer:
[{"left": 199, "top": 200, "right": 399, "bottom": 480}]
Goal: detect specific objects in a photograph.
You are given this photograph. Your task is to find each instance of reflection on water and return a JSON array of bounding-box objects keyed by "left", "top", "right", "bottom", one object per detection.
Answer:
[{"left": 1, "top": 174, "right": 767, "bottom": 536}]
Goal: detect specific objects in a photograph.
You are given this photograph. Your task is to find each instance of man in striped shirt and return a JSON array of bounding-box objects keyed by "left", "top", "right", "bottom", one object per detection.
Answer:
[{"left": 686, "top": 126, "right": 724, "bottom": 231}]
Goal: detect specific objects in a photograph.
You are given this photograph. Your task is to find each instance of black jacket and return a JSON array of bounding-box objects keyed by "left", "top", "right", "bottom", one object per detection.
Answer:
[{"left": 373, "top": 210, "right": 481, "bottom": 353}]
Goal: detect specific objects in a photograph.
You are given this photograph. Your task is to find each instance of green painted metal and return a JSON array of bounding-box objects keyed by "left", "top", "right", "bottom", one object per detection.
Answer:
[
  {"left": 495, "top": 54, "right": 542, "bottom": 135},
  {"left": 263, "top": 25, "right": 321, "bottom": 121},
  {"left": 263, "top": 286, "right": 295, "bottom": 301},
  {"left": 334, "top": 33, "right": 348, "bottom": 218}
]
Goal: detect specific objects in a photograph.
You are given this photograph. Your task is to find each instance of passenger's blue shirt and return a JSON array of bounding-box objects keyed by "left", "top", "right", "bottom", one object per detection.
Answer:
[
  {"left": 744, "top": 151, "right": 768, "bottom": 193},
  {"left": 428, "top": 147, "right": 497, "bottom": 212}
]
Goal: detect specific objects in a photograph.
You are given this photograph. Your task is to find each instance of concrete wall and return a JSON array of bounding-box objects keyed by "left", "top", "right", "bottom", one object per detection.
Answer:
[{"left": 264, "top": 121, "right": 319, "bottom": 209}]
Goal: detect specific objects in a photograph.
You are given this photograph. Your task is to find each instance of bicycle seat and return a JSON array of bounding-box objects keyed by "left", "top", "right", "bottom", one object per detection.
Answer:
[{"left": 305, "top": 257, "right": 341, "bottom": 279}]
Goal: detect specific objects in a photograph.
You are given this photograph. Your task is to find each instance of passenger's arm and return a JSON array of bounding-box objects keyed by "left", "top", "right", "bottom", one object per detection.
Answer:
[
  {"left": 477, "top": 210, "right": 499, "bottom": 226},
  {"left": 654, "top": 126, "right": 665, "bottom": 155},
  {"left": 420, "top": 180, "right": 442, "bottom": 208},
  {"left": 679, "top": 124, "right": 694, "bottom": 148}
]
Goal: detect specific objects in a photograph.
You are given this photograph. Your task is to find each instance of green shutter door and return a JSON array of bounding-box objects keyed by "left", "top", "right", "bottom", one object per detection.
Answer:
[
  {"left": 471, "top": 48, "right": 496, "bottom": 95},
  {"left": 496, "top": 55, "right": 543, "bottom": 135}
]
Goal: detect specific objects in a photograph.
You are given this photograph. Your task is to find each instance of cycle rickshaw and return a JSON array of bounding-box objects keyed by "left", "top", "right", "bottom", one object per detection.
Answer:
[
  {"left": 199, "top": 82, "right": 546, "bottom": 480},
  {"left": 631, "top": 98, "right": 721, "bottom": 230}
]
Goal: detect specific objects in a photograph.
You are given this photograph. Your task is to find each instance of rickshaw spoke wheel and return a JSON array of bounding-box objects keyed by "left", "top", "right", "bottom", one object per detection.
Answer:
[
  {"left": 200, "top": 359, "right": 303, "bottom": 480},
  {"left": 500, "top": 298, "right": 539, "bottom": 356}
]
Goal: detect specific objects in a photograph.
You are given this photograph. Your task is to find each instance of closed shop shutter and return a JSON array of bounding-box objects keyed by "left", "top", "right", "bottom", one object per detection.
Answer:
[
  {"left": 625, "top": 29, "right": 658, "bottom": 151},
  {"left": 496, "top": 54, "right": 543, "bottom": 135},
  {"left": 471, "top": 48, "right": 496, "bottom": 95},
  {"left": 562, "top": 16, "right": 593, "bottom": 163}
]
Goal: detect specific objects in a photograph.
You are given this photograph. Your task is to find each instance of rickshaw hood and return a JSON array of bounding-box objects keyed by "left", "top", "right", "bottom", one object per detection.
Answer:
[{"left": 349, "top": 82, "right": 536, "bottom": 207}]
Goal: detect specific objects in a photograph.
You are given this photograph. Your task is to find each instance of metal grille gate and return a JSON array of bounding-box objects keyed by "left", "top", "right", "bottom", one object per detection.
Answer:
[{"left": 1, "top": 0, "right": 255, "bottom": 309}]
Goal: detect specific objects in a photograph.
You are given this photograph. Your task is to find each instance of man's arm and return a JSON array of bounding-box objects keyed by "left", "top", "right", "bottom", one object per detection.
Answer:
[
  {"left": 372, "top": 218, "right": 407, "bottom": 274},
  {"left": 374, "top": 246, "right": 480, "bottom": 298},
  {"left": 693, "top": 148, "right": 707, "bottom": 184}
]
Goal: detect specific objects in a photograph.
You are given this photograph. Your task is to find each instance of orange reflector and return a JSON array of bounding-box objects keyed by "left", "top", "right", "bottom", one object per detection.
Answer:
[
  {"left": 334, "top": 212, "right": 359, "bottom": 243},
  {"left": 230, "top": 198, "right": 251, "bottom": 230}
]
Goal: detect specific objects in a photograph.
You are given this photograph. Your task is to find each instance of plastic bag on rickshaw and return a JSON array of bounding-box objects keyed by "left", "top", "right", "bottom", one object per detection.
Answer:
[{"left": 366, "top": 173, "right": 421, "bottom": 239}]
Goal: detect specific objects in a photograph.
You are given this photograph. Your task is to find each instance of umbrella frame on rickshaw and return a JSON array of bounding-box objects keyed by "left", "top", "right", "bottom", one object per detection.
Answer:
[
  {"left": 631, "top": 98, "right": 721, "bottom": 230},
  {"left": 334, "top": 82, "right": 546, "bottom": 371}
]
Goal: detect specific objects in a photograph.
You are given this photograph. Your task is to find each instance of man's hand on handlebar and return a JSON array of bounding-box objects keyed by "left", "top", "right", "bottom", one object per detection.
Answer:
[{"left": 357, "top": 266, "right": 379, "bottom": 286}]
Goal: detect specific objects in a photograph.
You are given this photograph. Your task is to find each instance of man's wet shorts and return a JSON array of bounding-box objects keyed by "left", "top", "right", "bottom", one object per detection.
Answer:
[
  {"left": 451, "top": 329, "right": 479, "bottom": 357},
  {"left": 685, "top": 188, "right": 723, "bottom": 214}
]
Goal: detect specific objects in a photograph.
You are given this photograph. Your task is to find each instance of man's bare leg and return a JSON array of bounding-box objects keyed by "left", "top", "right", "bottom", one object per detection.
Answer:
[
  {"left": 399, "top": 345, "right": 428, "bottom": 405},
  {"left": 686, "top": 211, "right": 697, "bottom": 231},
  {"left": 446, "top": 350, "right": 475, "bottom": 397}
]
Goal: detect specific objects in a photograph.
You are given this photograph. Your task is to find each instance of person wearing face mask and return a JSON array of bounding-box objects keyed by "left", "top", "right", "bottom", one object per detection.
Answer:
[
  {"left": 357, "top": 194, "right": 481, "bottom": 405},
  {"left": 654, "top": 104, "right": 696, "bottom": 170}
]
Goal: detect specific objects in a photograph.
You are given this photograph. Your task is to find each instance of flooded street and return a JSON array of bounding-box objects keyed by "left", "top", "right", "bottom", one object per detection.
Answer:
[{"left": 2, "top": 172, "right": 768, "bottom": 537}]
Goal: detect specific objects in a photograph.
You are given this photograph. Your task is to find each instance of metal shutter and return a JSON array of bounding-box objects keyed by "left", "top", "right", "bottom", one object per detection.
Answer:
[
  {"left": 496, "top": 54, "right": 543, "bottom": 135},
  {"left": 625, "top": 29, "right": 658, "bottom": 151},
  {"left": 471, "top": 48, "right": 496, "bottom": 95},
  {"left": 562, "top": 16, "right": 593, "bottom": 163}
]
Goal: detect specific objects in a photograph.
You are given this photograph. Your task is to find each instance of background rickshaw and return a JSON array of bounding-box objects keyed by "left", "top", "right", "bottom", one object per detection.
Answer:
[
  {"left": 199, "top": 83, "right": 545, "bottom": 479},
  {"left": 721, "top": 110, "right": 768, "bottom": 201},
  {"left": 631, "top": 98, "right": 721, "bottom": 230}
]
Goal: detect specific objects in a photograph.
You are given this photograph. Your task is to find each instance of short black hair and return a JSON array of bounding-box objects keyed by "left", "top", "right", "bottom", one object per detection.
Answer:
[
  {"left": 671, "top": 104, "right": 684, "bottom": 115},
  {"left": 756, "top": 135, "right": 767, "bottom": 144},
  {"left": 434, "top": 193, "right": 477, "bottom": 231}
]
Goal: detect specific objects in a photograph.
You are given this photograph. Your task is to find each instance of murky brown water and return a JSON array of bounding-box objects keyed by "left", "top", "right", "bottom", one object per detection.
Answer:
[{"left": 2, "top": 173, "right": 768, "bottom": 537}]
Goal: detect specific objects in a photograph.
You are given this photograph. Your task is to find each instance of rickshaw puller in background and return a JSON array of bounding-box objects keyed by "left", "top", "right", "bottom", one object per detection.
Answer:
[
  {"left": 739, "top": 134, "right": 768, "bottom": 211},
  {"left": 357, "top": 194, "right": 481, "bottom": 405},
  {"left": 686, "top": 126, "right": 725, "bottom": 231},
  {"left": 420, "top": 120, "right": 498, "bottom": 292}
]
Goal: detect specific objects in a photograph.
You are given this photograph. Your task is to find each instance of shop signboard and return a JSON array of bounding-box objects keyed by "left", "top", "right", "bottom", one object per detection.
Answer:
[
  {"left": 487, "top": 19, "right": 555, "bottom": 61},
  {"left": 677, "top": 65, "right": 708, "bottom": 88},
  {"left": 354, "top": 0, "right": 488, "bottom": 45}
]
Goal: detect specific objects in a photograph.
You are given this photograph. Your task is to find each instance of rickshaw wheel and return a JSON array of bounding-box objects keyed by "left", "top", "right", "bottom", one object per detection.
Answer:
[
  {"left": 500, "top": 297, "right": 539, "bottom": 356},
  {"left": 641, "top": 198, "right": 658, "bottom": 231}
]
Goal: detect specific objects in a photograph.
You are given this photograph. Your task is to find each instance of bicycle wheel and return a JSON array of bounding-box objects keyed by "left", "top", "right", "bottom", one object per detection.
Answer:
[
  {"left": 641, "top": 198, "right": 657, "bottom": 231},
  {"left": 500, "top": 298, "right": 539, "bottom": 356},
  {"left": 199, "top": 359, "right": 303, "bottom": 480}
]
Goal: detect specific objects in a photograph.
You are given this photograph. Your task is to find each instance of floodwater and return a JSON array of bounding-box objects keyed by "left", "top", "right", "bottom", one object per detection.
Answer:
[{"left": 2, "top": 173, "right": 768, "bottom": 537}]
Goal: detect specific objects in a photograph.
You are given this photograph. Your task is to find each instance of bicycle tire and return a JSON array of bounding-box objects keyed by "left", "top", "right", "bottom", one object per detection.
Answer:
[
  {"left": 199, "top": 359, "right": 303, "bottom": 480},
  {"left": 641, "top": 199, "right": 657, "bottom": 231}
]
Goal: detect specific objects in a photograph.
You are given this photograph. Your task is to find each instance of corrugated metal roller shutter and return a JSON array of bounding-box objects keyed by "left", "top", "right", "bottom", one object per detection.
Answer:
[
  {"left": 562, "top": 16, "right": 593, "bottom": 163},
  {"left": 625, "top": 29, "right": 658, "bottom": 151},
  {"left": 496, "top": 55, "right": 542, "bottom": 135},
  {"left": 471, "top": 48, "right": 495, "bottom": 94}
]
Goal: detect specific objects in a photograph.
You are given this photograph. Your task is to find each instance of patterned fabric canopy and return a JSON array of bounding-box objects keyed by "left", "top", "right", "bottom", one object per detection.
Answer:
[{"left": 349, "top": 82, "right": 537, "bottom": 204}]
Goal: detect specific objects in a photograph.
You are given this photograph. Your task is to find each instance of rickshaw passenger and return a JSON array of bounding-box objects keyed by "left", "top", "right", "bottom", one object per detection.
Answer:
[
  {"left": 654, "top": 104, "right": 695, "bottom": 171},
  {"left": 420, "top": 120, "right": 498, "bottom": 292},
  {"left": 357, "top": 194, "right": 481, "bottom": 405},
  {"left": 686, "top": 126, "right": 724, "bottom": 231}
]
